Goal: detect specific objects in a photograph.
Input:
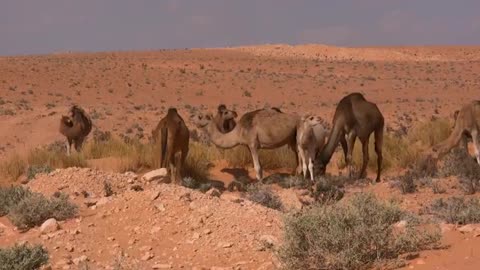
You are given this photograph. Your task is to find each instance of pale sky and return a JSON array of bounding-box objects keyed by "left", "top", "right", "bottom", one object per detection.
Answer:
[{"left": 2, "top": 0, "right": 480, "bottom": 55}]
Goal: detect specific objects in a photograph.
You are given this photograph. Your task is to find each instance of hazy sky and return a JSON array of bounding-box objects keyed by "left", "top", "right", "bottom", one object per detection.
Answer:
[{"left": 2, "top": 0, "right": 480, "bottom": 55}]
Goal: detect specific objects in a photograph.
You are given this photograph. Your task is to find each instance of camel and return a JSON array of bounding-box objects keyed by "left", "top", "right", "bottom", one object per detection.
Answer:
[
  {"left": 190, "top": 108, "right": 300, "bottom": 181},
  {"left": 214, "top": 104, "right": 238, "bottom": 133},
  {"left": 453, "top": 109, "right": 473, "bottom": 151},
  {"left": 433, "top": 101, "right": 480, "bottom": 164},
  {"left": 297, "top": 114, "right": 329, "bottom": 182},
  {"left": 59, "top": 105, "right": 92, "bottom": 156},
  {"left": 316, "top": 92, "right": 384, "bottom": 182},
  {"left": 151, "top": 108, "right": 190, "bottom": 183}
]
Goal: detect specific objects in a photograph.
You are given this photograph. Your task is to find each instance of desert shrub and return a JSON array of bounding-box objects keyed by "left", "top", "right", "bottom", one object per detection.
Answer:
[
  {"left": 427, "top": 197, "right": 480, "bottom": 224},
  {"left": 0, "top": 154, "right": 26, "bottom": 181},
  {"left": 26, "top": 165, "right": 53, "bottom": 180},
  {"left": 182, "top": 142, "right": 215, "bottom": 181},
  {"left": 280, "top": 193, "right": 441, "bottom": 270},
  {"left": 0, "top": 186, "right": 34, "bottom": 216},
  {"left": 8, "top": 190, "right": 78, "bottom": 229},
  {"left": 0, "top": 244, "right": 49, "bottom": 270},
  {"left": 393, "top": 171, "right": 417, "bottom": 194},
  {"left": 275, "top": 175, "right": 310, "bottom": 189},
  {"left": 313, "top": 176, "right": 346, "bottom": 204},
  {"left": 441, "top": 148, "right": 480, "bottom": 194},
  {"left": 246, "top": 183, "right": 283, "bottom": 210},
  {"left": 103, "top": 181, "right": 114, "bottom": 197}
]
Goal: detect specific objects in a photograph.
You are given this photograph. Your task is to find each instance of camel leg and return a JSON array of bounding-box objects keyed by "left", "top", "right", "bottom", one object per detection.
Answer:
[
  {"left": 340, "top": 136, "right": 348, "bottom": 165},
  {"left": 471, "top": 130, "right": 480, "bottom": 165},
  {"left": 66, "top": 139, "right": 72, "bottom": 156},
  {"left": 180, "top": 145, "right": 189, "bottom": 181},
  {"left": 346, "top": 131, "right": 357, "bottom": 179},
  {"left": 374, "top": 128, "right": 384, "bottom": 183},
  {"left": 307, "top": 147, "right": 315, "bottom": 182},
  {"left": 290, "top": 140, "right": 301, "bottom": 176},
  {"left": 359, "top": 136, "right": 370, "bottom": 179},
  {"left": 249, "top": 145, "right": 263, "bottom": 181},
  {"left": 298, "top": 147, "right": 307, "bottom": 179},
  {"left": 174, "top": 152, "right": 183, "bottom": 184}
]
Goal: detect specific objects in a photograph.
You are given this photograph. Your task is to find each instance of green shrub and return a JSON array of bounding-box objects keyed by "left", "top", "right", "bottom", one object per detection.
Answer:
[
  {"left": 0, "top": 244, "right": 49, "bottom": 270},
  {"left": 280, "top": 193, "right": 440, "bottom": 270},
  {"left": 0, "top": 186, "right": 34, "bottom": 216},
  {"left": 26, "top": 165, "right": 53, "bottom": 180}
]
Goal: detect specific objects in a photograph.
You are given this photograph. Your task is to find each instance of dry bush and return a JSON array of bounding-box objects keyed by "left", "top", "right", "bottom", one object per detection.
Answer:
[
  {"left": 0, "top": 244, "right": 49, "bottom": 270},
  {"left": 26, "top": 165, "right": 53, "bottom": 181},
  {"left": 27, "top": 148, "right": 87, "bottom": 169},
  {"left": 337, "top": 133, "right": 421, "bottom": 173},
  {"left": 0, "top": 186, "right": 33, "bottom": 216},
  {"left": 0, "top": 154, "right": 26, "bottom": 181},
  {"left": 313, "top": 176, "right": 346, "bottom": 204},
  {"left": 3, "top": 187, "right": 78, "bottom": 230},
  {"left": 426, "top": 197, "right": 480, "bottom": 225},
  {"left": 407, "top": 118, "right": 451, "bottom": 148},
  {"left": 245, "top": 183, "right": 283, "bottom": 210},
  {"left": 441, "top": 148, "right": 480, "bottom": 194},
  {"left": 222, "top": 145, "right": 296, "bottom": 170},
  {"left": 280, "top": 193, "right": 441, "bottom": 270}
]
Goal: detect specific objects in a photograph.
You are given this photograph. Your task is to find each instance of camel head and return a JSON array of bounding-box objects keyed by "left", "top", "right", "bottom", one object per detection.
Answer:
[
  {"left": 217, "top": 104, "right": 238, "bottom": 121},
  {"left": 301, "top": 114, "right": 322, "bottom": 127},
  {"left": 190, "top": 112, "right": 214, "bottom": 128},
  {"left": 61, "top": 115, "right": 74, "bottom": 128}
]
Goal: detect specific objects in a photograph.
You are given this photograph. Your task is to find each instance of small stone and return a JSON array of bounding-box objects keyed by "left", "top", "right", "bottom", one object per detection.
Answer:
[
  {"left": 142, "top": 168, "right": 168, "bottom": 182},
  {"left": 150, "top": 190, "right": 161, "bottom": 201},
  {"left": 150, "top": 226, "right": 161, "bottom": 234},
  {"left": 65, "top": 244, "right": 74, "bottom": 252},
  {"left": 192, "top": 232, "right": 200, "bottom": 239},
  {"left": 416, "top": 259, "right": 426, "bottom": 265},
  {"left": 96, "top": 197, "right": 111, "bottom": 206},
  {"left": 72, "top": 255, "right": 88, "bottom": 265},
  {"left": 459, "top": 224, "right": 476, "bottom": 233},
  {"left": 394, "top": 220, "right": 407, "bottom": 229},
  {"left": 141, "top": 252, "right": 154, "bottom": 261},
  {"left": 205, "top": 188, "right": 221, "bottom": 198},
  {"left": 40, "top": 218, "right": 59, "bottom": 234},
  {"left": 259, "top": 235, "right": 277, "bottom": 248},
  {"left": 203, "top": 229, "right": 212, "bottom": 235},
  {"left": 219, "top": 242, "right": 233, "bottom": 248},
  {"left": 155, "top": 203, "right": 166, "bottom": 212},
  {"left": 84, "top": 199, "right": 98, "bottom": 207}
]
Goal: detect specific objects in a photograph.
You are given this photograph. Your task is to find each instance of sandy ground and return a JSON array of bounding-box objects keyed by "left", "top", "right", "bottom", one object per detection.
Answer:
[{"left": 1, "top": 44, "right": 480, "bottom": 269}]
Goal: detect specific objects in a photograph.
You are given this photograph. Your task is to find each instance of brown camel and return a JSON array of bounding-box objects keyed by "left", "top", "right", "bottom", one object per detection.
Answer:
[
  {"left": 316, "top": 92, "right": 384, "bottom": 182},
  {"left": 151, "top": 108, "right": 190, "bottom": 183},
  {"left": 214, "top": 104, "right": 238, "bottom": 133},
  {"left": 59, "top": 105, "right": 92, "bottom": 156},
  {"left": 190, "top": 108, "right": 300, "bottom": 180},
  {"left": 433, "top": 101, "right": 480, "bottom": 164},
  {"left": 453, "top": 109, "right": 473, "bottom": 151}
]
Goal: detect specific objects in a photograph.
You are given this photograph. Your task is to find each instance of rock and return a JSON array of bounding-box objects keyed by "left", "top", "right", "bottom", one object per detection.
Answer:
[
  {"left": 152, "top": 264, "right": 172, "bottom": 269},
  {"left": 72, "top": 255, "right": 88, "bottom": 265},
  {"left": 65, "top": 244, "right": 74, "bottom": 252},
  {"left": 96, "top": 197, "right": 111, "bottom": 206},
  {"left": 440, "top": 223, "right": 454, "bottom": 233},
  {"left": 394, "top": 220, "right": 407, "bottom": 230},
  {"left": 416, "top": 259, "right": 426, "bottom": 265},
  {"left": 259, "top": 235, "right": 277, "bottom": 248},
  {"left": 142, "top": 168, "right": 168, "bottom": 182},
  {"left": 219, "top": 242, "right": 233, "bottom": 248},
  {"left": 205, "top": 188, "right": 221, "bottom": 198},
  {"left": 150, "top": 190, "right": 161, "bottom": 201},
  {"left": 141, "top": 252, "right": 154, "bottom": 261},
  {"left": 155, "top": 203, "right": 166, "bottom": 212},
  {"left": 40, "top": 218, "right": 59, "bottom": 234},
  {"left": 84, "top": 199, "right": 98, "bottom": 207},
  {"left": 458, "top": 224, "right": 478, "bottom": 233},
  {"left": 150, "top": 226, "right": 161, "bottom": 234}
]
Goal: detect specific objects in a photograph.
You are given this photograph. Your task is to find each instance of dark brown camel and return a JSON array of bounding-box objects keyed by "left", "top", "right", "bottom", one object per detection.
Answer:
[
  {"left": 151, "top": 108, "right": 190, "bottom": 183},
  {"left": 316, "top": 92, "right": 384, "bottom": 182},
  {"left": 59, "top": 105, "right": 93, "bottom": 156}
]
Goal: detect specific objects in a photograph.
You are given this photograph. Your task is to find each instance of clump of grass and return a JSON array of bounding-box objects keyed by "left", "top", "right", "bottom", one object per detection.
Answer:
[
  {"left": 103, "top": 181, "right": 114, "bottom": 197},
  {"left": 280, "top": 193, "right": 441, "bottom": 270},
  {"left": 313, "top": 176, "right": 346, "bottom": 204},
  {"left": 182, "top": 142, "right": 216, "bottom": 181},
  {"left": 245, "top": 183, "right": 283, "bottom": 210},
  {"left": 393, "top": 171, "right": 417, "bottom": 194},
  {"left": 4, "top": 187, "right": 78, "bottom": 230},
  {"left": 222, "top": 145, "right": 296, "bottom": 170},
  {"left": 0, "top": 186, "right": 33, "bottom": 216},
  {"left": 0, "top": 154, "right": 26, "bottom": 181},
  {"left": 0, "top": 244, "right": 49, "bottom": 270},
  {"left": 407, "top": 118, "right": 451, "bottom": 148},
  {"left": 27, "top": 147, "right": 87, "bottom": 169},
  {"left": 426, "top": 197, "right": 480, "bottom": 225},
  {"left": 26, "top": 165, "right": 53, "bottom": 180}
]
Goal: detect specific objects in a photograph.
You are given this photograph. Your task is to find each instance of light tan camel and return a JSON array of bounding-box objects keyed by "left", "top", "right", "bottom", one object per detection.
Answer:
[
  {"left": 152, "top": 108, "right": 190, "bottom": 183},
  {"left": 59, "top": 105, "right": 92, "bottom": 156},
  {"left": 297, "top": 114, "right": 329, "bottom": 182},
  {"left": 191, "top": 108, "right": 300, "bottom": 180},
  {"left": 433, "top": 101, "right": 480, "bottom": 164},
  {"left": 316, "top": 92, "right": 384, "bottom": 182},
  {"left": 214, "top": 104, "right": 238, "bottom": 133}
]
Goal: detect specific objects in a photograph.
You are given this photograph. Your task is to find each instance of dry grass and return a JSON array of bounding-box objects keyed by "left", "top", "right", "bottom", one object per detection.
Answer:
[
  {"left": 407, "top": 118, "right": 451, "bottom": 148},
  {"left": 0, "top": 154, "right": 26, "bottom": 181},
  {"left": 0, "top": 244, "right": 49, "bottom": 270},
  {"left": 221, "top": 145, "right": 296, "bottom": 170}
]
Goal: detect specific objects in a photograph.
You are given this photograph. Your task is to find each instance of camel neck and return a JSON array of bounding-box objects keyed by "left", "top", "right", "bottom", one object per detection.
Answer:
[
  {"left": 319, "top": 122, "right": 342, "bottom": 163},
  {"left": 204, "top": 123, "right": 241, "bottom": 149}
]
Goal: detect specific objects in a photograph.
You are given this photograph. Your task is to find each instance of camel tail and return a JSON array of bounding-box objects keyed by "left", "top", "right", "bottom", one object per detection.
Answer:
[
  {"left": 433, "top": 122, "right": 463, "bottom": 158},
  {"left": 160, "top": 127, "right": 168, "bottom": 168}
]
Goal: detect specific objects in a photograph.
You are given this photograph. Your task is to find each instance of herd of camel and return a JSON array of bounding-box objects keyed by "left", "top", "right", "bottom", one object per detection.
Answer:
[{"left": 59, "top": 92, "right": 480, "bottom": 186}]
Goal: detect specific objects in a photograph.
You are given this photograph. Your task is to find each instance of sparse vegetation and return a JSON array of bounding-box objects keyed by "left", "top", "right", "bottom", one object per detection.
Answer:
[
  {"left": 280, "top": 193, "right": 441, "bottom": 270},
  {"left": 26, "top": 165, "right": 53, "bottom": 180},
  {"left": 441, "top": 148, "right": 480, "bottom": 194},
  {"left": 0, "top": 244, "right": 49, "bottom": 270},
  {"left": 0, "top": 154, "right": 26, "bottom": 181},
  {"left": 427, "top": 197, "right": 480, "bottom": 225},
  {"left": 246, "top": 183, "right": 283, "bottom": 210},
  {"left": 0, "top": 186, "right": 78, "bottom": 230}
]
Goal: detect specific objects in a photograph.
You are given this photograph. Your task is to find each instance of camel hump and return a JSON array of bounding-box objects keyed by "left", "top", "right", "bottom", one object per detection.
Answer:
[{"left": 167, "top": 107, "right": 178, "bottom": 114}]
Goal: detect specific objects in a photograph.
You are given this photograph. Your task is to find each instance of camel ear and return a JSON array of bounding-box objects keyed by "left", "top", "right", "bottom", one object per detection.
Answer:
[{"left": 232, "top": 111, "right": 238, "bottom": 118}]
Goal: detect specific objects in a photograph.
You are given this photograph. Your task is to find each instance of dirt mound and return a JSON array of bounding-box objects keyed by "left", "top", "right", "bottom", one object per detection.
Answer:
[{"left": 3, "top": 168, "right": 282, "bottom": 269}]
